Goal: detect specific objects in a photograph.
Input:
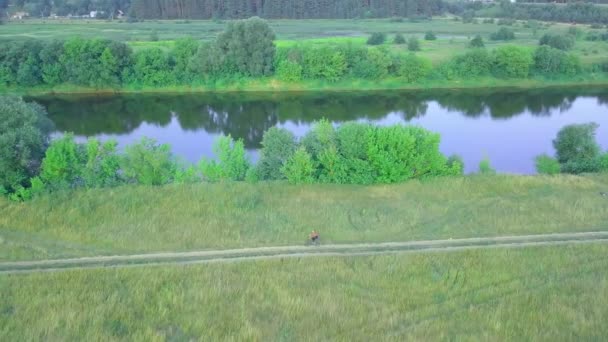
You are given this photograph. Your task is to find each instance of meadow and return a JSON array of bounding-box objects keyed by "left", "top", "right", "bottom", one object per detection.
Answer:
[
  {"left": 2, "top": 18, "right": 607, "bottom": 65},
  {"left": 1, "top": 243, "right": 607, "bottom": 340},
  {"left": 1, "top": 174, "right": 607, "bottom": 261}
]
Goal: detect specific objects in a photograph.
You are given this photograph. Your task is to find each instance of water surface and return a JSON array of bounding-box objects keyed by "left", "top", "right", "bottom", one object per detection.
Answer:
[{"left": 30, "top": 88, "right": 608, "bottom": 174}]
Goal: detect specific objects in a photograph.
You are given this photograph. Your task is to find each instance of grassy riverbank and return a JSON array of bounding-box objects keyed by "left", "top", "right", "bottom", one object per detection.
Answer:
[
  {"left": 2, "top": 243, "right": 608, "bottom": 340},
  {"left": 1, "top": 174, "right": 607, "bottom": 261},
  {"left": 3, "top": 75, "right": 608, "bottom": 96}
]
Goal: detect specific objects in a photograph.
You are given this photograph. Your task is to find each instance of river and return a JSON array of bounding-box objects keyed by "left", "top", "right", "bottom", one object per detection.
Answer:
[{"left": 29, "top": 87, "right": 608, "bottom": 174}]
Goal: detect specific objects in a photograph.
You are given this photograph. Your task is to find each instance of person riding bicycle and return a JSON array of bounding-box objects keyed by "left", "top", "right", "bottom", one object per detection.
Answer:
[{"left": 309, "top": 230, "right": 320, "bottom": 244}]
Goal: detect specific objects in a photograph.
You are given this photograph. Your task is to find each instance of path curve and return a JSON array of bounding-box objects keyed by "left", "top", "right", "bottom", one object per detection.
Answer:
[{"left": 1, "top": 231, "right": 608, "bottom": 275}]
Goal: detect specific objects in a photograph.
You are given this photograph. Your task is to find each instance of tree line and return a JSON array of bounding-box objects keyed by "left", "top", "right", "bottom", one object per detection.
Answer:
[
  {"left": 486, "top": 2, "right": 608, "bottom": 24},
  {"left": 0, "top": 18, "right": 596, "bottom": 91}
]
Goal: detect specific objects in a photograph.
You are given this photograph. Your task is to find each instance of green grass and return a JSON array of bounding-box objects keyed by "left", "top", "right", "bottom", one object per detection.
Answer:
[
  {"left": 1, "top": 174, "right": 607, "bottom": 261},
  {"left": 1, "top": 243, "right": 607, "bottom": 340}
]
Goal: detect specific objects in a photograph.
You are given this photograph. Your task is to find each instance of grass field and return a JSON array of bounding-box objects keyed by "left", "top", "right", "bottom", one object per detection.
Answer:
[
  {"left": 1, "top": 243, "right": 607, "bottom": 340},
  {"left": 1, "top": 174, "right": 607, "bottom": 262},
  {"left": 2, "top": 18, "right": 607, "bottom": 65}
]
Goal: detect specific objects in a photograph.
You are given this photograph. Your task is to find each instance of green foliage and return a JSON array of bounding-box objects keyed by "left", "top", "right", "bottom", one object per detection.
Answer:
[
  {"left": 174, "top": 164, "right": 200, "bottom": 184},
  {"left": 350, "top": 47, "right": 392, "bottom": 79},
  {"left": 599, "top": 153, "right": 608, "bottom": 172},
  {"left": 40, "top": 134, "right": 85, "bottom": 189},
  {"left": 407, "top": 37, "right": 421, "bottom": 52},
  {"left": 533, "top": 46, "right": 580, "bottom": 76},
  {"left": 82, "top": 138, "right": 121, "bottom": 188},
  {"left": 367, "top": 32, "right": 386, "bottom": 45},
  {"left": 258, "top": 127, "right": 297, "bottom": 180},
  {"left": 281, "top": 147, "right": 315, "bottom": 184},
  {"left": 200, "top": 135, "right": 249, "bottom": 182},
  {"left": 171, "top": 37, "right": 199, "bottom": 82},
  {"left": 492, "top": 46, "right": 533, "bottom": 78},
  {"left": 490, "top": 27, "right": 516, "bottom": 41},
  {"left": 0, "top": 97, "right": 52, "bottom": 193},
  {"left": 130, "top": 48, "right": 174, "bottom": 86},
  {"left": 478, "top": 158, "right": 496, "bottom": 175},
  {"left": 393, "top": 33, "right": 406, "bottom": 45},
  {"left": 302, "top": 47, "right": 346, "bottom": 82},
  {"left": 397, "top": 53, "right": 432, "bottom": 83},
  {"left": 121, "top": 137, "right": 176, "bottom": 185},
  {"left": 150, "top": 30, "right": 159, "bottom": 42},
  {"left": 424, "top": 31, "right": 437, "bottom": 41},
  {"left": 469, "top": 35, "right": 485, "bottom": 48},
  {"left": 214, "top": 17, "right": 276, "bottom": 77},
  {"left": 448, "top": 49, "right": 493, "bottom": 78},
  {"left": 539, "top": 33, "right": 575, "bottom": 51},
  {"left": 553, "top": 123, "right": 600, "bottom": 165},
  {"left": 276, "top": 60, "right": 303, "bottom": 82},
  {"left": 535, "top": 154, "right": 560, "bottom": 175}
]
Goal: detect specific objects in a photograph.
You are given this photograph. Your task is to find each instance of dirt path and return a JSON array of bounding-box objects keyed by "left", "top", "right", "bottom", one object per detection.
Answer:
[{"left": 1, "top": 231, "right": 607, "bottom": 275}]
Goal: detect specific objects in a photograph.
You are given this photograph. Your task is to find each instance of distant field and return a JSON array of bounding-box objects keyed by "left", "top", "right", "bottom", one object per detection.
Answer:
[
  {"left": 1, "top": 174, "right": 607, "bottom": 262},
  {"left": 1, "top": 244, "right": 607, "bottom": 340},
  {"left": 2, "top": 18, "right": 607, "bottom": 64}
]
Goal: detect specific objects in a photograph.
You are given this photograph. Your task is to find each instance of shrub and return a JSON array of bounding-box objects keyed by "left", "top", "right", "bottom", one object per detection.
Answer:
[
  {"left": 490, "top": 27, "right": 515, "bottom": 41},
  {"left": 276, "top": 59, "right": 303, "bottom": 82},
  {"left": 40, "top": 134, "right": 84, "bottom": 189},
  {"left": 0, "top": 97, "right": 52, "bottom": 194},
  {"left": 350, "top": 47, "right": 391, "bottom": 79},
  {"left": 492, "top": 46, "right": 533, "bottom": 78},
  {"left": 449, "top": 49, "right": 493, "bottom": 77},
  {"left": 121, "top": 137, "right": 176, "bottom": 185},
  {"left": 393, "top": 33, "right": 406, "bottom": 45},
  {"left": 367, "top": 32, "right": 386, "bottom": 45},
  {"left": 397, "top": 53, "right": 432, "bottom": 83},
  {"left": 461, "top": 10, "right": 475, "bottom": 23},
  {"left": 539, "top": 33, "right": 575, "bottom": 50},
  {"left": 535, "top": 154, "right": 561, "bottom": 175},
  {"left": 150, "top": 30, "right": 159, "bottom": 42},
  {"left": 302, "top": 47, "right": 346, "bottom": 82},
  {"left": 469, "top": 35, "right": 485, "bottom": 48},
  {"left": 424, "top": 31, "right": 437, "bottom": 40},
  {"left": 533, "top": 46, "right": 580, "bottom": 76},
  {"left": 560, "top": 159, "right": 601, "bottom": 174},
  {"left": 408, "top": 37, "right": 421, "bottom": 51},
  {"left": 200, "top": 135, "right": 249, "bottom": 182},
  {"left": 497, "top": 18, "right": 515, "bottom": 26},
  {"left": 82, "top": 138, "right": 121, "bottom": 188},
  {"left": 257, "top": 127, "right": 297, "bottom": 180},
  {"left": 281, "top": 147, "right": 316, "bottom": 184},
  {"left": 553, "top": 123, "right": 600, "bottom": 165},
  {"left": 599, "top": 153, "right": 608, "bottom": 172},
  {"left": 478, "top": 158, "right": 496, "bottom": 175}
]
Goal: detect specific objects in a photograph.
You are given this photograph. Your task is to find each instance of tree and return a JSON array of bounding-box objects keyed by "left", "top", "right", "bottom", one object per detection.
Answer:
[
  {"left": 393, "top": 33, "right": 406, "bottom": 45},
  {"left": 490, "top": 27, "right": 516, "bottom": 41},
  {"left": 553, "top": 123, "right": 600, "bottom": 165},
  {"left": 397, "top": 53, "right": 432, "bottom": 83},
  {"left": 407, "top": 37, "right": 421, "bottom": 51},
  {"left": 281, "top": 146, "right": 315, "bottom": 184},
  {"left": 492, "top": 46, "right": 533, "bottom": 78},
  {"left": 533, "top": 45, "right": 580, "bottom": 76},
  {"left": 215, "top": 17, "right": 276, "bottom": 77},
  {"left": 171, "top": 37, "right": 199, "bottom": 82},
  {"left": 0, "top": 97, "right": 52, "bottom": 193},
  {"left": 130, "top": 48, "right": 174, "bottom": 86},
  {"left": 469, "top": 35, "right": 485, "bottom": 48},
  {"left": 367, "top": 32, "right": 386, "bottom": 45},
  {"left": 535, "top": 154, "right": 560, "bottom": 175},
  {"left": 539, "top": 33, "right": 575, "bottom": 51},
  {"left": 424, "top": 31, "right": 437, "bottom": 40},
  {"left": 257, "top": 127, "right": 297, "bottom": 180},
  {"left": 121, "top": 137, "right": 176, "bottom": 185},
  {"left": 40, "top": 134, "right": 85, "bottom": 189},
  {"left": 200, "top": 135, "right": 250, "bottom": 181}
]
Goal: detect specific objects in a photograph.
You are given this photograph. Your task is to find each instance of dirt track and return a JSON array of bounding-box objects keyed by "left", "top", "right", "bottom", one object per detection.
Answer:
[{"left": 1, "top": 231, "right": 607, "bottom": 275}]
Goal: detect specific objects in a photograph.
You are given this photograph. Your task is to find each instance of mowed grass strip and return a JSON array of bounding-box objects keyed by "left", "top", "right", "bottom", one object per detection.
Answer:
[
  {"left": 1, "top": 244, "right": 607, "bottom": 340},
  {"left": 0, "top": 174, "right": 607, "bottom": 261}
]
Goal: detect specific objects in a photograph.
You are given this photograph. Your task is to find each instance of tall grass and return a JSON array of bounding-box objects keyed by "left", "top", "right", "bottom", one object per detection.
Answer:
[
  {"left": 1, "top": 174, "right": 607, "bottom": 261},
  {"left": 1, "top": 244, "right": 607, "bottom": 340}
]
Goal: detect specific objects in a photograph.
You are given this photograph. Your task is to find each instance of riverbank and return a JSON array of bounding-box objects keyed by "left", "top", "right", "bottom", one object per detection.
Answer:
[
  {"left": 3, "top": 75, "right": 608, "bottom": 96},
  {"left": 1, "top": 173, "right": 607, "bottom": 261}
]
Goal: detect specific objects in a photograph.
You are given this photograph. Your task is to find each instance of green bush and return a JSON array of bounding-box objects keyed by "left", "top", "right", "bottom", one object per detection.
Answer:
[
  {"left": 257, "top": 127, "right": 297, "bottom": 180},
  {"left": 397, "top": 53, "right": 432, "bottom": 83},
  {"left": 276, "top": 60, "right": 303, "bottom": 82},
  {"left": 130, "top": 48, "right": 175, "bottom": 86},
  {"left": 281, "top": 147, "right": 316, "bottom": 184},
  {"left": 302, "top": 47, "right": 347, "bottom": 82},
  {"left": 40, "top": 134, "right": 84, "bottom": 189},
  {"left": 490, "top": 27, "right": 516, "bottom": 41},
  {"left": 0, "top": 97, "right": 52, "bottom": 193},
  {"left": 424, "top": 31, "right": 437, "bottom": 40},
  {"left": 350, "top": 47, "right": 392, "bottom": 79},
  {"left": 367, "top": 32, "right": 387, "bottom": 45},
  {"left": 449, "top": 49, "right": 494, "bottom": 77},
  {"left": 553, "top": 123, "right": 600, "bottom": 165},
  {"left": 121, "top": 137, "right": 176, "bottom": 185},
  {"left": 492, "top": 46, "right": 533, "bottom": 78},
  {"left": 469, "top": 35, "right": 485, "bottom": 48},
  {"left": 533, "top": 46, "right": 581, "bottom": 76},
  {"left": 199, "top": 135, "right": 249, "bottom": 182},
  {"left": 535, "top": 154, "right": 561, "bottom": 175},
  {"left": 408, "top": 37, "right": 421, "bottom": 51},
  {"left": 82, "top": 138, "right": 121, "bottom": 188},
  {"left": 393, "top": 33, "right": 406, "bottom": 45},
  {"left": 478, "top": 158, "right": 496, "bottom": 175},
  {"left": 560, "top": 158, "right": 602, "bottom": 174},
  {"left": 539, "top": 33, "right": 575, "bottom": 50},
  {"left": 599, "top": 153, "right": 608, "bottom": 172}
]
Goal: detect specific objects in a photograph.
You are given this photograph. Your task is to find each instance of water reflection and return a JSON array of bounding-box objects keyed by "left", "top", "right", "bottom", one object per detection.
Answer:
[{"left": 29, "top": 88, "right": 608, "bottom": 173}]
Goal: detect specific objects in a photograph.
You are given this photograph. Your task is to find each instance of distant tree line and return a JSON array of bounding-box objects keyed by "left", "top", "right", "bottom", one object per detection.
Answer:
[{"left": 488, "top": 2, "right": 608, "bottom": 24}]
